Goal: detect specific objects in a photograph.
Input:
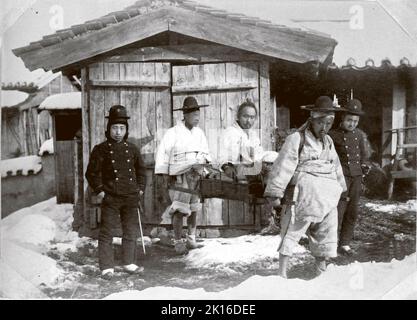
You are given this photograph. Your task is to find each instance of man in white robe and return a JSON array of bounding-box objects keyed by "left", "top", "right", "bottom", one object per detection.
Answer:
[
  {"left": 155, "top": 96, "right": 212, "bottom": 254},
  {"left": 265, "top": 96, "right": 347, "bottom": 278}
]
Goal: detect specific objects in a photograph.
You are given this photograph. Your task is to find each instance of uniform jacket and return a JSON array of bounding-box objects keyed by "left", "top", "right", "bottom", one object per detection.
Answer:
[
  {"left": 154, "top": 121, "right": 212, "bottom": 176},
  {"left": 86, "top": 139, "right": 146, "bottom": 196},
  {"left": 328, "top": 127, "right": 371, "bottom": 177}
]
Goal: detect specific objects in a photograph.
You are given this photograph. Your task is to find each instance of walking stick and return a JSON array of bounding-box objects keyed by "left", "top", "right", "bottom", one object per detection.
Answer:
[{"left": 137, "top": 200, "right": 146, "bottom": 255}]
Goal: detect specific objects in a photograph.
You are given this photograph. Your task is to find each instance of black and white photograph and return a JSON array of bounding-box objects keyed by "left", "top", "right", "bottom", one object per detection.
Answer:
[{"left": 1, "top": 0, "right": 416, "bottom": 302}]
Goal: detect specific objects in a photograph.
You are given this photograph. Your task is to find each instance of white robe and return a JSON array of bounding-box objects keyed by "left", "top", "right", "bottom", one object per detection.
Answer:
[
  {"left": 218, "top": 122, "right": 264, "bottom": 177},
  {"left": 155, "top": 121, "right": 212, "bottom": 176}
]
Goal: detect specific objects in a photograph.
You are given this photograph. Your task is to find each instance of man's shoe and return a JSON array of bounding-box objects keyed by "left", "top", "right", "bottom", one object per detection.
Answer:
[
  {"left": 186, "top": 235, "right": 203, "bottom": 250},
  {"left": 338, "top": 245, "right": 354, "bottom": 256},
  {"left": 101, "top": 268, "right": 114, "bottom": 280},
  {"left": 174, "top": 239, "right": 188, "bottom": 254},
  {"left": 314, "top": 259, "right": 327, "bottom": 276},
  {"left": 123, "top": 264, "right": 144, "bottom": 274}
]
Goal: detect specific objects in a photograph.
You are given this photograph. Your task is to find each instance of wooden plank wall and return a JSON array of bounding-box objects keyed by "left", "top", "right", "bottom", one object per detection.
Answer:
[
  {"left": 172, "top": 62, "right": 262, "bottom": 227},
  {"left": 86, "top": 61, "right": 171, "bottom": 224}
]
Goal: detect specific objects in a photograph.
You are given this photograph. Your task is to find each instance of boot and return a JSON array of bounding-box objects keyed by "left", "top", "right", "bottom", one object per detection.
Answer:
[
  {"left": 101, "top": 268, "right": 114, "bottom": 280},
  {"left": 314, "top": 257, "right": 327, "bottom": 276},
  {"left": 186, "top": 234, "right": 203, "bottom": 250},
  {"left": 122, "top": 264, "right": 144, "bottom": 275},
  {"left": 174, "top": 239, "right": 188, "bottom": 254}
]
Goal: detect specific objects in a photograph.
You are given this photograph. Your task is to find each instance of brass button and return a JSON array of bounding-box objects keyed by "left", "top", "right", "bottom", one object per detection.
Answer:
[
  {"left": 127, "top": 159, "right": 130, "bottom": 162},
  {"left": 347, "top": 154, "right": 350, "bottom": 157},
  {"left": 112, "top": 160, "right": 115, "bottom": 163},
  {"left": 129, "top": 169, "right": 132, "bottom": 172},
  {"left": 347, "top": 161, "right": 350, "bottom": 164},
  {"left": 345, "top": 146, "right": 348, "bottom": 148},
  {"left": 115, "top": 178, "right": 119, "bottom": 181},
  {"left": 110, "top": 151, "right": 114, "bottom": 154},
  {"left": 126, "top": 150, "right": 129, "bottom": 153},
  {"left": 114, "top": 169, "right": 118, "bottom": 173},
  {"left": 130, "top": 178, "right": 133, "bottom": 181}
]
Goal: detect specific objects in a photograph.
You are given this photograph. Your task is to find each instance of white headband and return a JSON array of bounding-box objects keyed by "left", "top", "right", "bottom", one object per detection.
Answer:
[{"left": 310, "top": 111, "right": 335, "bottom": 119}]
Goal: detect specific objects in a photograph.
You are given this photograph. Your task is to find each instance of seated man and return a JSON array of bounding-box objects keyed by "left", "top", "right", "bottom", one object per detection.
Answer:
[{"left": 219, "top": 100, "right": 277, "bottom": 181}]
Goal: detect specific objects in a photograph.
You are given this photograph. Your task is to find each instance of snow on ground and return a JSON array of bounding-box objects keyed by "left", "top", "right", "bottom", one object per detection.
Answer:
[
  {"left": 0, "top": 198, "right": 91, "bottom": 298},
  {"left": 39, "top": 138, "right": 54, "bottom": 155},
  {"left": 1, "top": 155, "right": 42, "bottom": 178},
  {"left": 105, "top": 254, "right": 417, "bottom": 300},
  {"left": 38, "top": 92, "right": 81, "bottom": 110},
  {"left": 1, "top": 197, "right": 415, "bottom": 299},
  {"left": 365, "top": 199, "right": 417, "bottom": 214},
  {"left": 183, "top": 235, "right": 306, "bottom": 273}
]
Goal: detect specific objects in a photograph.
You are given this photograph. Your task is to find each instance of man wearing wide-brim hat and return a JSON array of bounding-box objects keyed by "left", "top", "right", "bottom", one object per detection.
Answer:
[
  {"left": 155, "top": 96, "right": 212, "bottom": 254},
  {"left": 264, "top": 96, "right": 347, "bottom": 278},
  {"left": 85, "top": 105, "right": 147, "bottom": 280},
  {"left": 329, "top": 98, "right": 372, "bottom": 255}
]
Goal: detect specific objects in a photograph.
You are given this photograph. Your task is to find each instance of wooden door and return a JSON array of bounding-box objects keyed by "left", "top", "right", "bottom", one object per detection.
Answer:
[
  {"left": 172, "top": 62, "right": 260, "bottom": 227},
  {"left": 55, "top": 141, "right": 75, "bottom": 203},
  {"left": 86, "top": 62, "right": 172, "bottom": 224}
]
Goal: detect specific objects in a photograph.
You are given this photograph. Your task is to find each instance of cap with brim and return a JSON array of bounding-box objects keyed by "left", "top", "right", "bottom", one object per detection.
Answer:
[
  {"left": 173, "top": 96, "right": 209, "bottom": 112},
  {"left": 343, "top": 99, "right": 365, "bottom": 115},
  {"left": 300, "top": 96, "right": 346, "bottom": 112}
]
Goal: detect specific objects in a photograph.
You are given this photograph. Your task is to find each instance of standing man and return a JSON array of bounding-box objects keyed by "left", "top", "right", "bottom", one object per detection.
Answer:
[
  {"left": 264, "top": 96, "right": 347, "bottom": 278},
  {"left": 329, "top": 99, "right": 371, "bottom": 255},
  {"left": 86, "top": 105, "right": 146, "bottom": 280},
  {"left": 155, "top": 96, "right": 212, "bottom": 254}
]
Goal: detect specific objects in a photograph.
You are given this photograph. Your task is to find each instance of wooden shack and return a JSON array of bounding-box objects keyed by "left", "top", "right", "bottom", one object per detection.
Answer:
[{"left": 13, "top": 0, "right": 337, "bottom": 236}]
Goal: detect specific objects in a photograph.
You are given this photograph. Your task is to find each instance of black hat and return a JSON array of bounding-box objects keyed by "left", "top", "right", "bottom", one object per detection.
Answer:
[
  {"left": 344, "top": 99, "right": 365, "bottom": 116},
  {"left": 173, "top": 96, "right": 209, "bottom": 113},
  {"left": 300, "top": 96, "right": 346, "bottom": 112},
  {"left": 105, "top": 105, "right": 130, "bottom": 124}
]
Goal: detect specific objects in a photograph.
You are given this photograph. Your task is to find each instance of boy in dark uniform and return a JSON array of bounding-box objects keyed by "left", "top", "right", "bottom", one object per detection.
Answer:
[
  {"left": 86, "top": 105, "right": 146, "bottom": 280},
  {"left": 329, "top": 99, "right": 371, "bottom": 255}
]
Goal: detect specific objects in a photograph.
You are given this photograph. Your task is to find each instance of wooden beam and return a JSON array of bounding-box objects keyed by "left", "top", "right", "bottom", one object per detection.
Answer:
[
  {"left": 167, "top": 6, "right": 336, "bottom": 65},
  {"left": 14, "top": 8, "right": 171, "bottom": 71},
  {"left": 104, "top": 44, "right": 273, "bottom": 63},
  {"left": 88, "top": 80, "right": 170, "bottom": 88},
  {"left": 259, "top": 62, "right": 274, "bottom": 151},
  {"left": 172, "top": 82, "right": 257, "bottom": 94}
]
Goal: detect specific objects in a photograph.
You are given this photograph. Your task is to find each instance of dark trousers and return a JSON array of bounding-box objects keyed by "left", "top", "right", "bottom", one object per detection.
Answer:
[
  {"left": 337, "top": 176, "right": 362, "bottom": 246},
  {"left": 99, "top": 194, "right": 139, "bottom": 270}
]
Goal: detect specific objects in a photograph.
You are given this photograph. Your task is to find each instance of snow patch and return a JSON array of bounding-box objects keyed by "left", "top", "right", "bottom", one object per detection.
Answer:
[
  {"left": 365, "top": 200, "right": 417, "bottom": 214},
  {"left": 105, "top": 253, "right": 417, "bottom": 300},
  {"left": 183, "top": 235, "right": 306, "bottom": 271},
  {"left": 6, "top": 214, "right": 57, "bottom": 246},
  {"left": 39, "top": 92, "right": 81, "bottom": 110},
  {"left": 1, "top": 155, "right": 42, "bottom": 178},
  {"left": 39, "top": 138, "right": 54, "bottom": 155}
]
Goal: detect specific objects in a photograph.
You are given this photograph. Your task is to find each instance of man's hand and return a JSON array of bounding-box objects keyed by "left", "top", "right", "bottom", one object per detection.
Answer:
[
  {"left": 91, "top": 191, "right": 105, "bottom": 205},
  {"left": 222, "top": 164, "right": 237, "bottom": 179},
  {"left": 266, "top": 196, "right": 281, "bottom": 209}
]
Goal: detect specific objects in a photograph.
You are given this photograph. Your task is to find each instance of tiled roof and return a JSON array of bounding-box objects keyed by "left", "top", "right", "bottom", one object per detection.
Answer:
[{"left": 13, "top": 0, "right": 332, "bottom": 58}]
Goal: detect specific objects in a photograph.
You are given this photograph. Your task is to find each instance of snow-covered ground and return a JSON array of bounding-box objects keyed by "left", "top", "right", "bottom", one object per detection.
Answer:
[
  {"left": 0, "top": 197, "right": 416, "bottom": 299},
  {"left": 365, "top": 199, "right": 417, "bottom": 214}
]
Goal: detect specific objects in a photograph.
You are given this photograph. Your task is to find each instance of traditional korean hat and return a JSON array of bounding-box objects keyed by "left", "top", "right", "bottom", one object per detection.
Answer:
[
  {"left": 173, "top": 96, "right": 209, "bottom": 113},
  {"left": 343, "top": 98, "right": 365, "bottom": 116},
  {"left": 300, "top": 96, "right": 346, "bottom": 113},
  {"left": 105, "top": 105, "right": 130, "bottom": 125}
]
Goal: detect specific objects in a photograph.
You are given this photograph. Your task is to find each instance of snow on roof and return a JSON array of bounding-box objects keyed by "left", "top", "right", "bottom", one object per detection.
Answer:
[
  {"left": 39, "top": 138, "right": 54, "bottom": 155},
  {"left": 1, "top": 155, "right": 42, "bottom": 178},
  {"left": 39, "top": 92, "right": 81, "bottom": 111},
  {"left": 1, "top": 90, "right": 29, "bottom": 107},
  {"left": 33, "top": 70, "right": 61, "bottom": 89}
]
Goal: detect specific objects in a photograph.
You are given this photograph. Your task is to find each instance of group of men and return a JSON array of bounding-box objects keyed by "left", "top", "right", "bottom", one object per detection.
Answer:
[{"left": 86, "top": 94, "right": 370, "bottom": 280}]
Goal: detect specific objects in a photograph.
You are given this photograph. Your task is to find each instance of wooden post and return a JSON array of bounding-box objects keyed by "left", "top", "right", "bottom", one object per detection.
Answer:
[
  {"left": 391, "top": 81, "right": 406, "bottom": 157},
  {"left": 81, "top": 68, "right": 90, "bottom": 229}
]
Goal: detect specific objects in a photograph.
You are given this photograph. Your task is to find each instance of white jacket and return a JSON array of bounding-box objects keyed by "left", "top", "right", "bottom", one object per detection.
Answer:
[
  {"left": 218, "top": 122, "right": 264, "bottom": 176},
  {"left": 154, "top": 122, "right": 212, "bottom": 175}
]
